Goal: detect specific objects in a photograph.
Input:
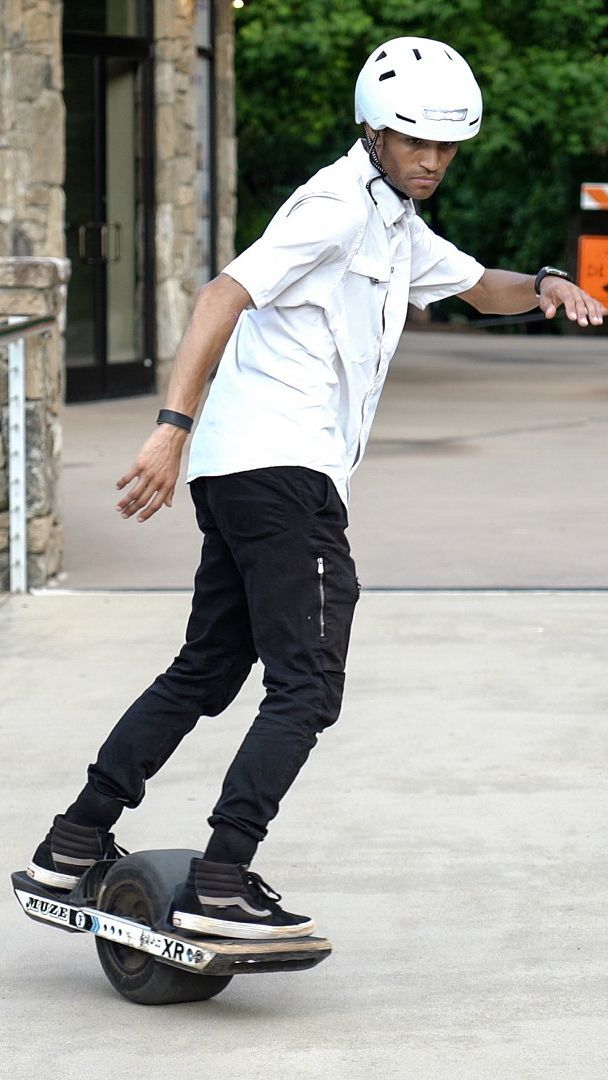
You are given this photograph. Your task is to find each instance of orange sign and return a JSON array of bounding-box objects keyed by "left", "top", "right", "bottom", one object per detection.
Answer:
[
  {"left": 577, "top": 235, "right": 608, "bottom": 304},
  {"left": 580, "top": 183, "right": 608, "bottom": 210}
]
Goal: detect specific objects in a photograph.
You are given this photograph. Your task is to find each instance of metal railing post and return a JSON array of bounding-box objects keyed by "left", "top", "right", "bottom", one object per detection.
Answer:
[{"left": 8, "top": 316, "right": 27, "bottom": 593}]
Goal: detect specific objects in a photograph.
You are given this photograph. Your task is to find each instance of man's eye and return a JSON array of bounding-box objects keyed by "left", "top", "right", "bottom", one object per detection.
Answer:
[{"left": 441, "top": 142, "right": 457, "bottom": 150}]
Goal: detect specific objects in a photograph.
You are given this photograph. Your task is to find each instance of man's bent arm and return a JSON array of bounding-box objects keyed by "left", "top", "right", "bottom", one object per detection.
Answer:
[
  {"left": 116, "top": 273, "right": 252, "bottom": 522},
  {"left": 459, "top": 268, "right": 604, "bottom": 327}
]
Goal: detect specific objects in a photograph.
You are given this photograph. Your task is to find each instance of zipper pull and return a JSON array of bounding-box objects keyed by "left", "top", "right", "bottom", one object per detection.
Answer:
[{"left": 317, "top": 557, "right": 325, "bottom": 575}]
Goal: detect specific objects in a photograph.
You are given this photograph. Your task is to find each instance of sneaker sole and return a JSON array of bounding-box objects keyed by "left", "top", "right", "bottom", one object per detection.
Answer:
[
  {"left": 172, "top": 910, "right": 316, "bottom": 940},
  {"left": 27, "top": 862, "right": 80, "bottom": 890}
]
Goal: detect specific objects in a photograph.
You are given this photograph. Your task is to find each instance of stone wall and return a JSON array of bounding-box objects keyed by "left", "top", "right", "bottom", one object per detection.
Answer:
[
  {"left": 0, "top": 258, "right": 70, "bottom": 590},
  {"left": 154, "top": 0, "right": 236, "bottom": 391},
  {"left": 154, "top": 0, "right": 199, "bottom": 390},
  {"left": 0, "top": 2, "right": 66, "bottom": 590},
  {"left": 214, "top": 0, "right": 237, "bottom": 272},
  {"left": 0, "top": 0, "right": 65, "bottom": 260},
  {"left": 0, "top": 1, "right": 236, "bottom": 586}
]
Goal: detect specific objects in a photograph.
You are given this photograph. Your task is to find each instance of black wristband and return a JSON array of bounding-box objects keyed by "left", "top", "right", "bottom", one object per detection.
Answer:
[
  {"left": 156, "top": 409, "right": 193, "bottom": 433},
  {"left": 534, "top": 266, "right": 574, "bottom": 297}
]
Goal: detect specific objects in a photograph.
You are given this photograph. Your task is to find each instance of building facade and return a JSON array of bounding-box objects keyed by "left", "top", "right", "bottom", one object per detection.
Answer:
[{"left": 0, "top": 0, "right": 236, "bottom": 588}]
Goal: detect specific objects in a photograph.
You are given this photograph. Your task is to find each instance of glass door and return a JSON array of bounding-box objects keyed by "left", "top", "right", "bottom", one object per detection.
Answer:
[{"left": 63, "top": 30, "right": 154, "bottom": 401}]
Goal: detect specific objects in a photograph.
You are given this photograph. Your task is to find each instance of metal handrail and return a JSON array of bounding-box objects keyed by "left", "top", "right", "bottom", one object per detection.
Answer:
[
  {"left": 2, "top": 314, "right": 56, "bottom": 593},
  {"left": 0, "top": 315, "right": 55, "bottom": 344}
]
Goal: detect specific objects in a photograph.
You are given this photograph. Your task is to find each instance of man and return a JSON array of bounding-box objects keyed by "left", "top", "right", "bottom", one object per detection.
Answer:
[{"left": 28, "top": 38, "right": 603, "bottom": 940}]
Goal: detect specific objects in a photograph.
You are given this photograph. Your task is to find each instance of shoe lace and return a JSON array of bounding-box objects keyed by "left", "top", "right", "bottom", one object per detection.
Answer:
[
  {"left": 245, "top": 870, "right": 282, "bottom": 905},
  {"left": 103, "top": 835, "right": 129, "bottom": 860}
]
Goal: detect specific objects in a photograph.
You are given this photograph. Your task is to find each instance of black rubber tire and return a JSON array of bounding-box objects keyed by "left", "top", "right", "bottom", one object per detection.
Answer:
[{"left": 95, "top": 849, "right": 233, "bottom": 1006}]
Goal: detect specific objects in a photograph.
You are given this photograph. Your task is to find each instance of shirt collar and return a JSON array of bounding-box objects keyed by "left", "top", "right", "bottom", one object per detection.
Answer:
[{"left": 347, "top": 140, "right": 414, "bottom": 228}]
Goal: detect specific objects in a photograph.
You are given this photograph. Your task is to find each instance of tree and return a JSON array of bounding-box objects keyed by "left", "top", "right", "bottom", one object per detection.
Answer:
[{"left": 234, "top": 0, "right": 608, "bottom": 276}]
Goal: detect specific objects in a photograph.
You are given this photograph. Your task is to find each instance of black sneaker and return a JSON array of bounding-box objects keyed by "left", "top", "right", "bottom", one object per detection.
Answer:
[
  {"left": 172, "top": 858, "right": 315, "bottom": 940},
  {"left": 27, "top": 815, "right": 124, "bottom": 891}
]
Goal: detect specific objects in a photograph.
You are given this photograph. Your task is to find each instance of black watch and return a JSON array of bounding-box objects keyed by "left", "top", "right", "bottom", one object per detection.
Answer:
[{"left": 534, "top": 266, "right": 574, "bottom": 297}]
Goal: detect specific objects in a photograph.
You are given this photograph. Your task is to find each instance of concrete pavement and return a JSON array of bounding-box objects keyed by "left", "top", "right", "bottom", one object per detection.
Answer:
[
  {"left": 55, "top": 328, "right": 608, "bottom": 589},
  {"left": 2, "top": 327, "right": 607, "bottom": 1076},
  {"left": 2, "top": 589, "right": 608, "bottom": 1078}
]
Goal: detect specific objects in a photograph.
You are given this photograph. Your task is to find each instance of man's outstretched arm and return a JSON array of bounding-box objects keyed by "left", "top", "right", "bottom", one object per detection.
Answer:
[
  {"left": 459, "top": 268, "right": 605, "bottom": 327},
  {"left": 116, "top": 273, "right": 252, "bottom": 522}
]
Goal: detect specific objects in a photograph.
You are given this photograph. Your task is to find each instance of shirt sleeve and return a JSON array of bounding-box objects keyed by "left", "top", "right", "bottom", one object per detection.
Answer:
[
  {"left": 408, "top": 215, "right": 485, "bottom": 310},
  {"left": 222, "top": 192, "right": 365, "bottom": 310}
]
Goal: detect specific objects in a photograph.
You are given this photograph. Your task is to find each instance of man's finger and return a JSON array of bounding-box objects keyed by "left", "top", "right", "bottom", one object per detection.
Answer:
[
  {"left": 573, "top": 296, "right": 589, "bottom": 326},
  {"left": 118, "top": 480, "right": 158, "bottom": 518},
  {"left": 137, "top": 491, "right": 168, "bottom": 522},
  {"left": 542, "top": 301, "right": 557, "bottom": 319},
  {"left": 116, "top": 465, "right": 140, "bottom": 491}
]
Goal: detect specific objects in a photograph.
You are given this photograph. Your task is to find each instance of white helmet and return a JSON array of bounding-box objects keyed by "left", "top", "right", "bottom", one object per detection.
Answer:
[{"left": 355, "top": 37, "right": 483, "bottom": 142}]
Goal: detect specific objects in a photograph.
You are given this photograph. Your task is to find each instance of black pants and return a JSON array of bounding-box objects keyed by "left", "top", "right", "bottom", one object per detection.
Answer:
[{"left": 69, "top": 467, "right": 359, "bottom": 865}]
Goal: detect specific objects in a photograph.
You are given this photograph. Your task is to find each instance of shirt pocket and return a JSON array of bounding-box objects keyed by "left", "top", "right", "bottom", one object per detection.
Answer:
[{"left": 338, "top": 254, "right": 391, "bottom": 364}]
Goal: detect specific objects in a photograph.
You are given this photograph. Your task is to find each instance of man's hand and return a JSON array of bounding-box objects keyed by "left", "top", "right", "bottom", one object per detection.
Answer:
[
  {"left": 539, "top": 278, "right": 605, "bottom": 327},
  {"left": 459, "top": 268, "right": 606, "bottom": 326},
  {"left": 116, "top": 424, "right": 188, "bottom": 522}
]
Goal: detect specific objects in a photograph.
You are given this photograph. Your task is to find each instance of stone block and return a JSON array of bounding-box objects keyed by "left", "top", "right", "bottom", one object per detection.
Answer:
[
  {"left": 155, "top": 158, "right": 177, "bottom": 203},
  {"left": 156, "top": 104, "right": 177, "bottom": 161},
  {"left": 156, "top": 277, "right": 189, "bottom": 358},
  {"left": 26, "top": 184, "right": 51, "bottom": 207},
  {"left": 176, "top": 120, "right": 196, "bottom": 157},
  {"left": 0, "top": 441, "right": 7, "bottom": 511},
  {"left": 31, "top": 90, "right": 65, "bottom": 185},
  {"left": 155, "top": 203, "right": 175, "bottom": 282},
  {"left": 154, "top": 0, "right": 176, "bottom": 40},
  {"left": 25, "top": 401, "right": 53, "bottom": 515},
  {"left": 0, "top": 287, "right": 48, "bottom": 314},
  {"left": 155, "top": 61, "right": 175, "bottom": 105},
  {"left": 27, "top": 551, "right": 47, "bottom": 588},
  {"left": 13, "top": 52, "right": 51, "bottom": 101},
  {"left": 178, "top": 203, "right": 196, "bottom": 236},
  {"left": 0, "top": 149, "right": 14, "bottom": 183},
  {"left": 24, "top": 7, "right": 52, "bottom": 42},
  {"left": 24, "top": 329, "right": 57, "bottom": 400},
  {"left": 46, "top": 185, "right": 66, "bottom": 258},
  {"left": 175, "top": 40, "right": 195, "bottom": 76},
  {"left": 175, "top": 155, "right": 194, "bottom": 187},
  {"left": 0, "top": 52, "right": 16, "bottom": 134},
  {"left": 0, "top": 550, "right": 8, "bottom": 593},
  {"left": 27, "top": 512, "right": 53, "bottom": 554},
  {"left": 0, "top": 510, "right": 8, "bottom": 552},
  {"left": 0, "top": 222, "right": 11, "bottom": 256},
  {"left": 177, "top": 184, "right": 193, "bottom": 207},
  {"left": 0, "top": 257, "right": 62, "bottom": 289}
]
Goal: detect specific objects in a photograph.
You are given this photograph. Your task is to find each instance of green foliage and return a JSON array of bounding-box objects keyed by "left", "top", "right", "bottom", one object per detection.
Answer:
[{"left": 234, "top": 0, "right": 608, "bottom": 272}]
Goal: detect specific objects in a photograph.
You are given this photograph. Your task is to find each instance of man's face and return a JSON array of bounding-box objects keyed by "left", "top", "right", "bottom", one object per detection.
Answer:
[{"left": 371, "top": 127, "right": 459, "bottom": 200}]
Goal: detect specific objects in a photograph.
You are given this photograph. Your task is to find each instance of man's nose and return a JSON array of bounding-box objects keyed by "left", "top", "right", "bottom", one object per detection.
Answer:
[{"left": 419, "top": 146, "right": 441, "bottom": 173}]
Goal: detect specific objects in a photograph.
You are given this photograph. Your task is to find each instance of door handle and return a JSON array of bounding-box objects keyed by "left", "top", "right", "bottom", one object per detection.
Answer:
[
  {"left": 78, "top": 222, "right": 104, "bottom": 264},
  {"left": 101, "top": 222, "right": 123, "bottom": 263}
]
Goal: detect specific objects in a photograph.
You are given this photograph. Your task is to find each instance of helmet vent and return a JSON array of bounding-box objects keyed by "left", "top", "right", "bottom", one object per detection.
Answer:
[
  {"left": 375, "top": 50, "right": 387, "bottom": 62},
  {"left": 445, "top": 50, "right": 454, "bottom": 60},
  {"left": 468, "top": 116, "right": 480, "bottom": 125},
  {"left": 412, "top": 48, "right": 422, "bottom": 60},
  {"left": 395, "top": 112, "right": 416, "bottom": 124},
  {"left": 379, "top": 70, "right": 396, "bottom": 82}
]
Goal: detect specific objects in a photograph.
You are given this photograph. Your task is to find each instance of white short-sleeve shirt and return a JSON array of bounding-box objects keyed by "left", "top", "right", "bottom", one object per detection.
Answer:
[{"left": 188, "top": 139, "right": 484, "bottom": 505}]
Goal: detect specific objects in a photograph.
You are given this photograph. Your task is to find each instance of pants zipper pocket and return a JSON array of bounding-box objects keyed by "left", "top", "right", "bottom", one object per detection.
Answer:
[{"left": 317, "top": 556, "right": 326, "bottom": 639}]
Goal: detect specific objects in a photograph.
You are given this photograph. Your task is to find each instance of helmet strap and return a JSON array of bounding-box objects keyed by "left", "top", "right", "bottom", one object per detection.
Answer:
[
  {"left": 362, "top": 126, "right": 410, "bottom": 202},
  {"left": 363, "top": 125, "right": 386, "bottom": 178}
]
